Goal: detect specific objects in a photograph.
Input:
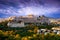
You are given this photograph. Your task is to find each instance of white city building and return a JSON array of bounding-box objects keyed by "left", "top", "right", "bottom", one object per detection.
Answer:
[{"left": 7, "top": 15, "right": 50, "bottom": 27}]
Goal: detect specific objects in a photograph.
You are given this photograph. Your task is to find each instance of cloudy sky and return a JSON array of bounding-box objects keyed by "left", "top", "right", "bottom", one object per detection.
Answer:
[{"left": 0, "top": 0, "right": 60, "bottom": 18}]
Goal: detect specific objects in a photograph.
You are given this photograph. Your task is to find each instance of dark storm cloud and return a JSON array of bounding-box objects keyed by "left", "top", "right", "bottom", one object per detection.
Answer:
[
  {"left": 0, "top": 0, "right": 60, "bottom": 18},
  {"left": 44, "top": 0, "right": 60, "bottom": 7},
  {"left": 0, "top": 0, "right": 60, "bottom": 8},
  {"left": 0, "top": 0, "right": 46, "bottom": 7},
  {"left": 0, "top": 0, "right": 19, "bottom": 8}
]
